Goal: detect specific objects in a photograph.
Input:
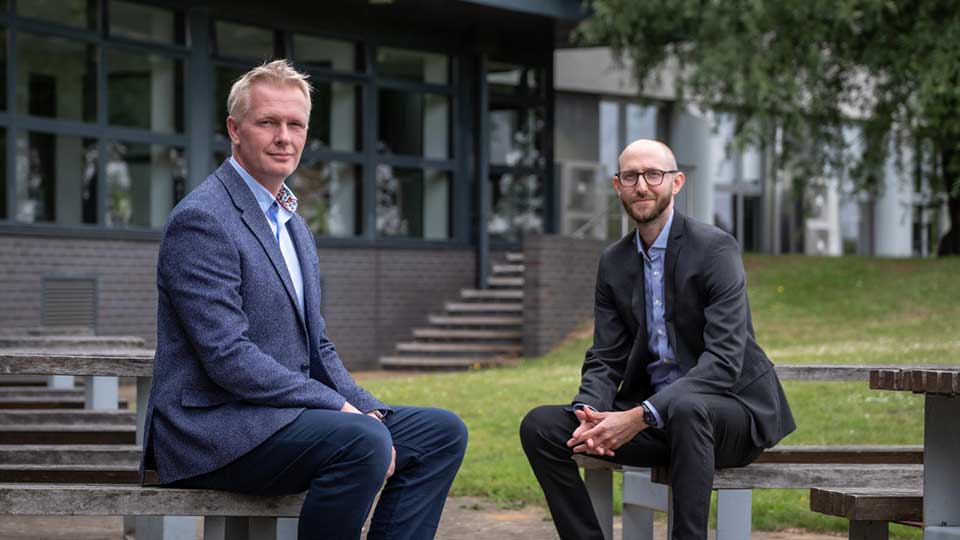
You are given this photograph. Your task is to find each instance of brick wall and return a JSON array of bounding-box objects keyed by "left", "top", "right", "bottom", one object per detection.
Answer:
[
  {"left": 522, "top": 234, "right": 607, "bottom": 357},
  {"left": 0, "top": 233, "right": 474, "bottom": 370}
]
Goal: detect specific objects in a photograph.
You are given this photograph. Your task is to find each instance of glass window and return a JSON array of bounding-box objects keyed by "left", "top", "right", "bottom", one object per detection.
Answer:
[
  {"left": 107, "top": 50, "right": 183, "bottom": 133},
  {"left": 308, "top": 81, "right": 360, "bottom": 153},
  {"left": 109, "top": 1, "right": 178, "bottom": 44},
  {"left": 0, "top": 129, "right": 6, "bottom": 220},
  {"left": 215, "top": 21, "right": 273, "bottom": 60},
  {"left": 714, "top": 190, "right": 734, "bottom": 234},
  {"left": 18, "top": 0, "right": 95, "bottom": 29},
  {"left": 17, "top": 33, "right": 97, "bottom": 122},
  {"left": 488, "top": 172, "right": 544, "bottom": 242},
  {"left": 294, "top": 34, "right": 358, "bottom": 72},
  {"left": 710, "top": 114, "right": 737, "bottom": 184},
  {"left": 288, "top": 159, "right": 361, "bottom": 237},
  {"left": 377, "top": 166, "right": 450, "bottom": 239},
  {"left": 106, "top": 142, "right": 186, "bottom": 229},
  {"left": 377, "top": 48, "right": 447, "bottom": 85},
  {"left": 489, "top": 107, "right": 545, "bottom": 168},
  {"left": 599, "top": 101, "right": 619, "bottom": 177},
  {"left": 213, "top": 66, "right": 245, "bottom": 138},
  {"left": 626, "top": 104, "right": 657, "bottom": 142},
  {"left": 0, "top": 29, "right": 6, "bottom": 111},
  {"left": 378, "top": 90, "right": 449, "bottom": 159},
  {"left": 16, "top": 132, "right": 98, "bottom": 225},
  {"left": 487, "top": 61, "right": 540, "bottom": 96}
]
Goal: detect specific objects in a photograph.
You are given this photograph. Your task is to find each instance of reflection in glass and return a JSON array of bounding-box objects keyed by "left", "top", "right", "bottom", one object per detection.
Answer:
[
  {"left": 17, "top": 33, "right": 97, "bottom": 122},
  {"left": 106, "top": 143, "right": 186, "bottom": 229},
  {"left": 294, "top": 34, "right": 357, "bottom": 72},
  {"left": 213, "top": 66, "right": 245, "bottom": 138},
  {"left": 487, "top": 61, "right": 540, "bottom": 96},
  {"left": 308, "top": 82, "right": 359, "bottom": 153},
  {"left": 215, "top": 21, "right": 273, "bottom": 60},
  {"left": 377, "top": 166, "right": 449, "bottom": 239},
  {"left": 16, "top": 132, "right": 98, "bottom": 225},
  {"left": 288, "top": 159, "right": 360, "bottom": 237},
  {"left": 108, "top": 50, "right": 183, "bottom": 133},
  {"left": 18, "top": 0, "right": 94, "bottom": 29},
  {"left": 489, "top": 108, "right": 544, "bottom": 168},
  {"left": 377, "top": 48, "right": 447, "bottom": 84},
  {"left": 109, "top": 1, "right": 178, "bottom": 43},
  {"left": 378, "top": 90, "right": 449, "bottom": 159},
  {"left": 488, "top": 172, "right": 543, "bottom": 242}
]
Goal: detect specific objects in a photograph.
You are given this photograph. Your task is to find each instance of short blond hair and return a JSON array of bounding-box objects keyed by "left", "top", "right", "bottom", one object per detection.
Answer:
[{"left": 227, "top": 59, "right": 312, "bottom": 121}]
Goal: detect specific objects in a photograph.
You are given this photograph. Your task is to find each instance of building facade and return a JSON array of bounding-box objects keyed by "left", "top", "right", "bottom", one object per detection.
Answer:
[{"left": 0, "top": 0, "right": 581, "bottom": 368}]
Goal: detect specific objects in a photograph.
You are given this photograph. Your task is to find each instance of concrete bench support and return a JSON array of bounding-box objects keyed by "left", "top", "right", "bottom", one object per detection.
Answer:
[
  {"left": 716, "top": 489, "right": 751, "bottom": 540},
  {"left": 583, "top": 467, "right": 613, "bottom": 540},
  {"left": 84, "top": 376, "right": 119, "bottom": 410},
  {"left": 47, "top": 375, "right": 74, "bottom": 389}
]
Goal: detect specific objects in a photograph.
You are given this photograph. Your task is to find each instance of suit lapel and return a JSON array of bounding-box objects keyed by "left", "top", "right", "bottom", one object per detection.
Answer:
[
  {"left": 216, "top": 161, "right": 307, "bottom": 334},
  {"left": 627, "top": 231, "right": 648, "bottom": 348},
  {"left": 664, "top": 212, "right": 685, "bottom": 363}
]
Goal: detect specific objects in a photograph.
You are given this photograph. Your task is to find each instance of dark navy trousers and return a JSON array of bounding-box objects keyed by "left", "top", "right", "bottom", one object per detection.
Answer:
[{"left": 173, "top": 406, "right": 468, "bottom": 540}]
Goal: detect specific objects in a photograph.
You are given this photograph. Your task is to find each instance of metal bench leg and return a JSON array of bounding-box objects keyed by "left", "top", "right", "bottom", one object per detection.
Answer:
[
  {"left": 276, "top": 518, "right": 298, "bottom": 540},
  {"left": 716, "top": 489, "right": 751, "bottom": 540},
  {"left": 85, "top": 375, "right": 119, "bottom": 409},
  {"left": 622, "top": 467, "right": 667, "bottom": 540},
  {"left": 848, "top": 520, "right": 887, "bottom": 540},
  {"left": 135, "top": 516, "right": 198, "bottom": 540},
  {"left": 248, "top": 517, "right": 279, "bottom": 540},
  {"left": 203, "top": 517, "right": 249, "bottom": 540},
  {"left": 584, "top": 468, "right": 614, "bottom": 540},
  {"left": 48, "top": 375, "right": 74, "bottom": 389}
]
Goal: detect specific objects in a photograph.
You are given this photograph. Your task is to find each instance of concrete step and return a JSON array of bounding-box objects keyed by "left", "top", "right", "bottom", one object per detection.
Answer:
[
  {"left": 0, "top": 388, "right": 84, "bottom": 398},
  {"left": 0, "top": 397, "right": 132, "bottom": 410},
  {"left": 460, "top": 289, "right": 524, "bottom": 301},
  {"left": 0, "top": 335, "right": 146, "bottom": 350},
  {"left": 0, "top": 410, "right": 136, "bottom": 425},
  {"left": 491, "top": 264, "right": 524, "bottom": 275},
  {"left": 412, "top": 328, "right": 522, "bottom": 341},
  {"left": 0, "top": 424, "right": 136, "bottom": 444},
  {"left": 487, "top": 276, "right": 524, "bottom": 288},
  {"left": 0, "top": 444, "right": 141, "bottom": 465},
  {"left": 427, "top": 315, "right": 523, "bottom": 327},
  {"left": 380, "top": 356, "right": 520, "bottom": 370},
  {"left": 395, "top": 342, "right": 523, "bottom": 355},
  {"left": 505, "top": 252, "right": 525, "bottom": 263},
  {"left": 445, "top": 302, "right": 523, "bottom": 314}
]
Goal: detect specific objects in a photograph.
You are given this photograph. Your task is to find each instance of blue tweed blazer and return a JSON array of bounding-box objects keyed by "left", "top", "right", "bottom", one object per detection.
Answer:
[{"left": 141, "top": 160, "right": 387, "bottom": 484}]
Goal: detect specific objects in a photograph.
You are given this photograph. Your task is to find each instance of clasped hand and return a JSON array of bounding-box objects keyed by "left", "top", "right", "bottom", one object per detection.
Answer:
[{"left": 566, "top": 407, "right": 647, "bottom": 457}]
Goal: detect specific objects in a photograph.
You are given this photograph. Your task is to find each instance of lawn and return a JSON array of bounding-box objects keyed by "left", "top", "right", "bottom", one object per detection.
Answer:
[{"left": 357, "top": 255, "right": 960, "bottom": 538}]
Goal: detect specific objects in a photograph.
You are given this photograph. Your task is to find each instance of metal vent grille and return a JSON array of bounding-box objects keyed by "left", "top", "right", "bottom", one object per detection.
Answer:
[{"left": 42, "top": 276, "right": 97, "bottom": 331}]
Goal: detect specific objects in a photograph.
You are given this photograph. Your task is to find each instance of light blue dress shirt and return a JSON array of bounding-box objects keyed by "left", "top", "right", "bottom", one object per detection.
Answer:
[
  {"left": 638, "top": 210, "right": 679, "bottom": 428},
  {"left": 229, "top": 157, "right": 304, "bottom": 315}
]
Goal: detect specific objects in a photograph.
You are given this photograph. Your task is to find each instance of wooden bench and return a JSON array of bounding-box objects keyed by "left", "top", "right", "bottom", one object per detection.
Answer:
[
  {"left": 577, "top": 363, "right": 945, "bottom": 540},
  {"left": 0, "top": 351, "right": 301, "bottom": 540},
  {"left": 810, "top": 487, "right": 922, "bottom": 540}
]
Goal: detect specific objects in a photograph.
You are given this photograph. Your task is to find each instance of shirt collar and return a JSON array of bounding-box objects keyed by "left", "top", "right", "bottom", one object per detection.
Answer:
[
  {"left": 229, "top": 156, "right": 298, "bottom": 216},
  {"left": 636, "top": 208, "right": 675, "bottom": 258}
]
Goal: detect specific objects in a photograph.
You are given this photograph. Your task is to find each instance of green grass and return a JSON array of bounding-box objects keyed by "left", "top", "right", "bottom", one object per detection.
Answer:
[{"left": 357, "top": 255, "right": 960, "bottom": 538}]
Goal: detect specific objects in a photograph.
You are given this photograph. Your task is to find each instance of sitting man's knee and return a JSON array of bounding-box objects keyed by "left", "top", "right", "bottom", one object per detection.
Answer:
[
  {"left": 429, "top": 408, "right": 469, "bottom": 455},
  {"left": 666, "top": 395, "right": 710, "bottom": 427},
  {"left": 519, "top": 405, "right": 556, "bottom": 448}
]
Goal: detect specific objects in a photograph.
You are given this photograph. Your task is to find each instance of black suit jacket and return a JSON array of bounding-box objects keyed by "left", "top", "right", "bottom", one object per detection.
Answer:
[{"left": 572, "top": 212, "right": 795, "bottom": 448}]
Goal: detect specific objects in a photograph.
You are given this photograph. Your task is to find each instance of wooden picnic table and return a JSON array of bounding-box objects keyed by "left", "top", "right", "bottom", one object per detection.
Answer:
[{"left": 870, "top": 367, "right": 960, "bottom": 540}]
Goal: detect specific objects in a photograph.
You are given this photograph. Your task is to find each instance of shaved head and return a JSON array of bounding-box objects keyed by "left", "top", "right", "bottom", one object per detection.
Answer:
[{"left": 618, "top": 139, "right": 678, "bottom": 172}]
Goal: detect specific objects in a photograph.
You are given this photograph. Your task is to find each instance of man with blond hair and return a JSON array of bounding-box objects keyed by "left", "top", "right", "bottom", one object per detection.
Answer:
[
  {"left": 520, "top": 139, "right": 794, "bottom": 540},
  {"left": 140, "top": 60, "right": 467, "bottom": 540}
]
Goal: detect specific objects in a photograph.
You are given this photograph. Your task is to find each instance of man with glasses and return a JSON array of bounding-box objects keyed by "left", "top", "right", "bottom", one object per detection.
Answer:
[{"left": 520, "top": 139, "right": 794, "bottom": 540}]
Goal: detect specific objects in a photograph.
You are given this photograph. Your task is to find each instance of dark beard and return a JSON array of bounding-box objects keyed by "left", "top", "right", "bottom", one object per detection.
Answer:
[{"left": 621, "top": 192, "right": 671, "bottom": 224}]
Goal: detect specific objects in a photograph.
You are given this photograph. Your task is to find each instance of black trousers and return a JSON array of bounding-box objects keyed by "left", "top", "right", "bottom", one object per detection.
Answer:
[{"left": 519, "top": 393, "right": 763, "bottom": 540}]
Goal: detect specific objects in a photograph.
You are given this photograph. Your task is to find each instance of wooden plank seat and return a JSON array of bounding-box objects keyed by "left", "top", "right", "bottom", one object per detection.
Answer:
[
  {"left": 0, "top": 444, "right": 141, "bottom": 465},
  {"left": 575, "top": 445, "right": 924, "bottom": 539},
  {"left": 810, "top": 487, "right": 923, "bottom": 540},
  {"left": 0, "top": 464, "right": 157, "bottom": 485},
  {"left": 0, "top": 424, "right": 136, "bottom": 444}
]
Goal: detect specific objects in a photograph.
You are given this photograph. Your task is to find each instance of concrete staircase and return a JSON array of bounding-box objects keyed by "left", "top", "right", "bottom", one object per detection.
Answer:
[{"left": 380, "top": 252, "right": 525, "bottom": 370}]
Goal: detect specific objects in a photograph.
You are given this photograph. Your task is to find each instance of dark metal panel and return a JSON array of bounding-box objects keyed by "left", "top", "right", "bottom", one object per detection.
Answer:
[
  {"left": 186, "top": 6, "right": 213, "bottom": 189},
  {"left": 475, "top": 55, "right": 491, "bottom": 289},
  {"left": 456, "top": 0, "right": 583, "bottom": 20}
]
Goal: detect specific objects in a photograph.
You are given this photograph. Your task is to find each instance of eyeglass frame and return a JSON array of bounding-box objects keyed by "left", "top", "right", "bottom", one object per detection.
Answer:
[{"left": 615, "top": 169, "right": 680, "bottom": 187}]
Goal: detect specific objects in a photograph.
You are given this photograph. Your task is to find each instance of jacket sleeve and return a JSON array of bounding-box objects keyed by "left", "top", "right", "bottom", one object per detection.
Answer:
[
  {"left": 645, "top": 233, "right": 748, "bottom": 422},
  {"left": 160, "top": 207, "right": 347, "bottom": 411},
  {"left": 313, "top": 322, "right": 389, "bottom": 414},
  {"left": 571, "top": 256, "right": 632, "bottom": 411}
]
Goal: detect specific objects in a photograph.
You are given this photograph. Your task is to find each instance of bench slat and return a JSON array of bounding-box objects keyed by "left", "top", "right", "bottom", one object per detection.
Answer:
[
  {"left": 0, "top": 483, "right": 305, "bottom": 517},
  {"left": 0, "top": 352, "right": 153, "bottom": 377},
  {"left": 0, "top": 410, "right": 136, "bottom": 425},
  {"left": 0, "top": 425, "right": 136, "bottom": 445},
  {"left": 810, "top": 487, "right": 923, "bottom": 522},
  {"left": 0, "top": 465, "right": 156, "bottom": 485},
  {"left": 0, "top": 444, "right": 141, "bottom": 465},
  {"left": 651, "top": 464, "right": 923, "bottom": 490}
]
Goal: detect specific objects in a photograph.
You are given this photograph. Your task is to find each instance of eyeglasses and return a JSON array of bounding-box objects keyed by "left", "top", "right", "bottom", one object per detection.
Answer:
[{"left": 615, "top": 169, "right": 679, "bottom": 187}]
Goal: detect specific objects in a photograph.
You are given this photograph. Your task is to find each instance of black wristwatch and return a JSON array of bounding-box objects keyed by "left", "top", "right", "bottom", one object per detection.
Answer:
[
  {"left": 640, "top": 404, "right": 657, "bottom": 427},
  {"left": 369, "top": 409, "right": 387, "bottom": 423}
]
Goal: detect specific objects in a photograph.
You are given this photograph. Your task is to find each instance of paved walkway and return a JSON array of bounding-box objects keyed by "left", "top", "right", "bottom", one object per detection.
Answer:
[{"left": 0, "top": 497, "right": 843, "bottom": 539}]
